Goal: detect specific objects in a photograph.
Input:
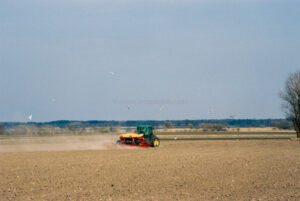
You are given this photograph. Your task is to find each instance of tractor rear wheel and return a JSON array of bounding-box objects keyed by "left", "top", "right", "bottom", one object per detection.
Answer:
[{"left": 152, "top": 138, "right": 160, "bottom": 147}]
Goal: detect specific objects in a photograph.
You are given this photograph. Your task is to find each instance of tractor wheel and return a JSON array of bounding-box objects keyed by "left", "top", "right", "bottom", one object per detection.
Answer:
[
  {"left": 116, "top": 140, "right": 124, "bottom": 144},
  {"left": 151, "top": 138, "right": 160, "bottom": 147}
]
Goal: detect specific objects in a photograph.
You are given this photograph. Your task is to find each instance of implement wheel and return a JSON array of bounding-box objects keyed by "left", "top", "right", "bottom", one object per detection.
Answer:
[{"left": 152, "top": 138, "right": 160, "bottom": 147}]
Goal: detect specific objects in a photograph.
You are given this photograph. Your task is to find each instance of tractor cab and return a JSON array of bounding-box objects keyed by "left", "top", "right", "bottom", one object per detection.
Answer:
[{"left": 136, "top": 125, "right": 153, "bottom": 136}]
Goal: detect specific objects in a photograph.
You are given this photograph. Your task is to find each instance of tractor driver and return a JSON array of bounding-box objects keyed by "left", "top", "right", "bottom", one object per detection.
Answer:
[{"left": 142, "top": 130, "right": 148, "bottom": 135}]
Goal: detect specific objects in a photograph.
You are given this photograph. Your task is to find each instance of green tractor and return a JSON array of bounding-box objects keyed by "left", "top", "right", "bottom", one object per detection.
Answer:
[{"left": 117, "top": 125, "right": 160, "bottom": 147}]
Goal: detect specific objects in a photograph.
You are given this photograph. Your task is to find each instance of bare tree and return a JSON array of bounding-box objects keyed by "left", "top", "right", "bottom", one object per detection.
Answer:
[
  {"left": 164, "top": 121, "right": 173, "bottom": 129},
  {"left": 280, "top": 71, "right": 300, "bottom": 138},
  {"left": 187, "top": 123, "right": 194, "bottom": 129}
]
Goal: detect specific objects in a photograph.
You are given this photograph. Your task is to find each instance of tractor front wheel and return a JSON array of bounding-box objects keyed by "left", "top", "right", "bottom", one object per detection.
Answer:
[{"left": 152, "top": 138, "right": 160, "bottom": 147}]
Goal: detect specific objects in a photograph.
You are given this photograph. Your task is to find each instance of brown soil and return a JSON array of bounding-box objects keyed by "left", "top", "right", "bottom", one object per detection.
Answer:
[{"left": 0, "top": 140, "right": 299, "bottom": 201}]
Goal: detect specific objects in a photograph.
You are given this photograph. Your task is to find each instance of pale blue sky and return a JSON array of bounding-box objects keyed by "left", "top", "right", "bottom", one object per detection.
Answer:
[{"left": 0, "top": 0, "right": 299, "bottom": 121}]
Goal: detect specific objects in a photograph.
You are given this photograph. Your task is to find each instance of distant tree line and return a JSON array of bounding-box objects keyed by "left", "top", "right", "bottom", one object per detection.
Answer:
[
  {"left": 270, "top": 120, "right": 293, "bottom": 130},
  {"left": 0, "top": 119, "right": 290, "bottom": 130},
  {"left": 201, "top": 123, "right": 227, "bottom": 132},
  {"left": 0, "top": 123, "right": 5, "bottom": 135}
]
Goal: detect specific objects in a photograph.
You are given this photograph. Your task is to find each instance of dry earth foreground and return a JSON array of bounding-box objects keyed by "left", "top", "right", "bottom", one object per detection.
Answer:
[{"left": 0, "top": 138, "right": 299, "bottom": 201}]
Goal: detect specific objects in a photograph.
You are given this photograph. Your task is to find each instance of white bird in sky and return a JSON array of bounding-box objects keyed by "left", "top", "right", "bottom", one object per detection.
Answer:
[
  {"left": 127, "top": 105, "right": 130, "bottom": 110},
  {"left": 28, "top": 114, "right": 33, "bottom": 121},
  {"left": 109, "top": 72, "right": 115, "bottom": 76}
]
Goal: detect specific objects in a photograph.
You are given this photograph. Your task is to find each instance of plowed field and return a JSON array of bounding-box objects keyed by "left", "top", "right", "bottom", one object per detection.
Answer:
[{"left": 0, "top": 139, "right": 299, "bottom": 201}]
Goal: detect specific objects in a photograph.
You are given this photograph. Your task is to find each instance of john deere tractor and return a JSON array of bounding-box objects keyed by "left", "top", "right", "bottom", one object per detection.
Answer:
[{"left": 117, "top": 125, "right": 160, "bottom": 147}]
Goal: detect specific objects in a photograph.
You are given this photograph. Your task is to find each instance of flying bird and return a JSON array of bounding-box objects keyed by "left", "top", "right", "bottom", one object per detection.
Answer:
[
  {"left": 109, "top": 72, "right": 115, "bottom": 76},
  {"left": 127, "top": 105, "right": 130, "bottom": 110},
  {"left": 28, "top": 114, "right": 32, "bottom": 121}
]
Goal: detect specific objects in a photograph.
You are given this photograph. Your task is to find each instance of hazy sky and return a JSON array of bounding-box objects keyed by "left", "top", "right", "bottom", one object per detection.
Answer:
[{"left": 0, "top": 0, "right": 299, "bottom": 122}]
